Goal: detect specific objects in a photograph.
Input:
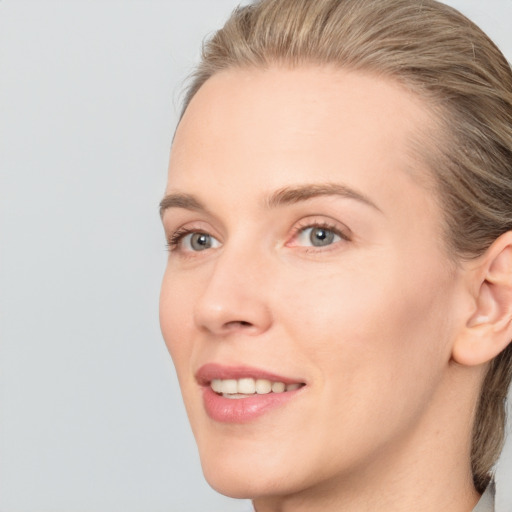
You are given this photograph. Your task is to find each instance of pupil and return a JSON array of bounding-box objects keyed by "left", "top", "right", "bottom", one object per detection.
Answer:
[
  {"left": 311, "top": 228, "right": 334, "bottom": 247},
  {"left": 191, "top": 233, "right": 211, "bottom": 250}
]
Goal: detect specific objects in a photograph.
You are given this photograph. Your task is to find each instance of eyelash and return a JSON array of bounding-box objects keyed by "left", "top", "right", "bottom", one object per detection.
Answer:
[
  {"left": 166, "top": 227, "right": 199, "bottom": 251},
  {"left": 166, "top": 221, "right": 351, "bottom": 254}
]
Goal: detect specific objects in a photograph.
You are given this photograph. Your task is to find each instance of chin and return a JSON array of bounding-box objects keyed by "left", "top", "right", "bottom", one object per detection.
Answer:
[
  {"left": 197, "top": 437, "right": 307, "bottom": 500},
  {"left": 204, "top": 471, "right": 266, "bottom": 500},
  {"left": 202, "top": 462, "right": 296, "bottom": 500}
]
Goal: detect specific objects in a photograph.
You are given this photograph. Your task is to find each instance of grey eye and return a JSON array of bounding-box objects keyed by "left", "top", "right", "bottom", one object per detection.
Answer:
[
  {"left": 188, "top": 233, "right": 214, "bottom": 251},
  {"left": 308, "top": 227, "right": 337, "bottom": 247}
]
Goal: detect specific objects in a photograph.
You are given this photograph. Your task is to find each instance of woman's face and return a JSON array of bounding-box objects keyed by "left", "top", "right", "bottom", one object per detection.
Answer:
[{"left": 160, "top": 67, "right": 468, "bottom": 499}]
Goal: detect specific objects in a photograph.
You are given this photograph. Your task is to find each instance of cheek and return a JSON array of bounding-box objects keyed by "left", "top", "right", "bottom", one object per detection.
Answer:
[
  {"left": 159, "top": 267, "right": 197, "bottom": 371},
  {"left": 262, "top": 258, "right": 458, "bottom": 481},
  {"left": 276, "top": 253, "right": 456, "bottom": 408}
]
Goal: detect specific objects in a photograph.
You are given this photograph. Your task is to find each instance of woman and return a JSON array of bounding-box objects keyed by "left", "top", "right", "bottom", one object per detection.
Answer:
[{"left": 159, "top": 1, "right": 512, "bottom": 510}]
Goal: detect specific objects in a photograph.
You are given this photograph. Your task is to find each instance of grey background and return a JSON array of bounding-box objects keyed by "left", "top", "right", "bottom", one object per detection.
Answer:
[{"left": 1, "top": 1, "right": 511, "bottom": 511}]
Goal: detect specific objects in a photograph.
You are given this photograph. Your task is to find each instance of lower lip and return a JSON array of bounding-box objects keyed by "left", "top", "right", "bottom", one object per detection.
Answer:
[{"left": 202, "top": 386, "right": 303, "bottom": 423}]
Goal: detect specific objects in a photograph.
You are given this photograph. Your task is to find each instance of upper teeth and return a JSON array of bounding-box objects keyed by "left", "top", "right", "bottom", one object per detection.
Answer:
[{"left": 211, "top": 378, "right": 301, "bottom": 396}]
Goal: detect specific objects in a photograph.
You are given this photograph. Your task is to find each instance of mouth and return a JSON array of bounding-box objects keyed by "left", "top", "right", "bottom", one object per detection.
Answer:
[
  {"left": 210, "top": 377, "right": 303, "bottom": 398},
  {"left": 196, "top": 364, "right": 306, "bottom": 422}
]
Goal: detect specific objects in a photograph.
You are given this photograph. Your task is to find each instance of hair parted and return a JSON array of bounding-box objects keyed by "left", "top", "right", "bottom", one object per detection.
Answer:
[{"left": 180, "top": 0, "right": 512, "bottom": 493}]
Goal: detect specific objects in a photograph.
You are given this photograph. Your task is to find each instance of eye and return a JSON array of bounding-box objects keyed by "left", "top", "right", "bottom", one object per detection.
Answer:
[
  {"left": 297, "top": 226, "right": 341, "bottom": 247},
  {"left": 288, "top": 220, "right": 350, "bottom": 250},
  {"left": 186, "top": 232, "right": 219, "bottom": 251},
  {"left": 168, "top": 229, "right": 221, "bottom": 252}
]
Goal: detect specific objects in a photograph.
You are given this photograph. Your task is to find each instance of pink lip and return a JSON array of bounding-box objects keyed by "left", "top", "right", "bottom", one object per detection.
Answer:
[
  {"left": 196, "top": 363, "right": 305, "bottom": 423},
  {"left": 196, "top": 363, "right": 302, "bottom": 385}
]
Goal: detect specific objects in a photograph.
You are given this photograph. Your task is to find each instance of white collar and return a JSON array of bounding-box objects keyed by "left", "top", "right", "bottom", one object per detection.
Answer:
[{"left": 472, "top": 481, "right": 495, "bottom": 512}]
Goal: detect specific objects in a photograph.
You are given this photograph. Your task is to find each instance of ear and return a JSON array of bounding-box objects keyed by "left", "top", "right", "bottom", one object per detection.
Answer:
[{"left": 452, "top": 231, "right": 512, "bottom": 367}]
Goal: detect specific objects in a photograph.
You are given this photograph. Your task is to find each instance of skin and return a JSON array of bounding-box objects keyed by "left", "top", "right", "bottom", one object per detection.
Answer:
[{"left": 159, "top": 66, "right": 487, "bottom": 512}]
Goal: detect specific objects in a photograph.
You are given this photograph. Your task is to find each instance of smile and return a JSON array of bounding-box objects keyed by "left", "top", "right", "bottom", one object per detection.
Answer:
[
  {"left": 197, "top": 364, "right": 306, "bottom": 422},
  {"left": 211, "top": 378, "right": 303, "bottom": 398}
]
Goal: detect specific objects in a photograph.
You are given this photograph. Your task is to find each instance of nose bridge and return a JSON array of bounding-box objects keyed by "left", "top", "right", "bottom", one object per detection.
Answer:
[{"left": 193, "top": 239, "right": 273, "bottom": 336}]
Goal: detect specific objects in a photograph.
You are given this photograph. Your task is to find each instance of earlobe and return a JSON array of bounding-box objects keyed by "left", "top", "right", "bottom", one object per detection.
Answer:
[{"left": 452, "top": 231, "right": 512, "bottom": 367}]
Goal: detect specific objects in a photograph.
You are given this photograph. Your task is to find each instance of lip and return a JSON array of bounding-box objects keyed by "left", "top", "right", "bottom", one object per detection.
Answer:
[
  {"left": 196, "top": 363, "right": 303, "bottom": 385},
  {"left": 196, "top": 363, "right": 306, "bottom": 423}
]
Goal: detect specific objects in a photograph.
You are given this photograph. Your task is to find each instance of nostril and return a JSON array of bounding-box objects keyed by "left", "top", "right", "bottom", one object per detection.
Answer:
[{"left": 225, "top": 320, "right": 253, "bottom": 329}]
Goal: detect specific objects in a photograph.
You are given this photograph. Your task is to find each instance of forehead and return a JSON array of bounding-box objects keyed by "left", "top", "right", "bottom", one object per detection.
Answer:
[{"left": 170, "top": 66, "right": 435, "bottom": 191}]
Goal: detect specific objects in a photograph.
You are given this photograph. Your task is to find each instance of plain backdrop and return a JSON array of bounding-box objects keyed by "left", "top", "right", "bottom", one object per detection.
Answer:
[{"left": 1, "top": 1, "right": 511, "bottom": 511}]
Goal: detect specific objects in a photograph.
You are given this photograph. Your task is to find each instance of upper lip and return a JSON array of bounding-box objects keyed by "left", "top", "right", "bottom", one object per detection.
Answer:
[{"left": 195, "top": 363, "right": 305, "bottom": 386}]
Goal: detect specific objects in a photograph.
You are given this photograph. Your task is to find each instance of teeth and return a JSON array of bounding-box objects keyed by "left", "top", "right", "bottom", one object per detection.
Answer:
[
  {"left": 221, "top": 379, "right": 238, "bottom": 394},
  {"left": 210, "top": 378, "right": 303, "bottom": 396},
  {"left": 271, "top": 381, "right": 286, "bottom": 393},
  {"left": 211, "top": 379, "right": 222, "bottom": 393},
  {"left": 238, "top": 378, "right": 256, "bottom": 394},
  {"left": 255, "top": 379, "right": 272, "bottom": 394}
]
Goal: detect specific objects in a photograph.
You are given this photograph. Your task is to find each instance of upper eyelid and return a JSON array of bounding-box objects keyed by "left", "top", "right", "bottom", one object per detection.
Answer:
[
  {"left": 163, "top": 213, "right": 226, "bottom": 241},
  {"left": 164, "top": 218, "right": 217, "bottom": 236},
  {"left": 296, "top": 225, "right": 344, "bottom": 238},
  {"left": 291, "top": 217, "right": 352, "bottom": 238}
]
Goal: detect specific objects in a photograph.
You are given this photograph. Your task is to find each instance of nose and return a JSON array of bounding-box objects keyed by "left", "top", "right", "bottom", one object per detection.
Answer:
[{"left": 193, "top": 245, "right": 273, "bottom": 337}]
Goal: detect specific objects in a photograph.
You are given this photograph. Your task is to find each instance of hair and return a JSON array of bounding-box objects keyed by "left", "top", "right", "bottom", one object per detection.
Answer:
[{"left": 180, "top": 0, "right": 512, "bottom": 493}]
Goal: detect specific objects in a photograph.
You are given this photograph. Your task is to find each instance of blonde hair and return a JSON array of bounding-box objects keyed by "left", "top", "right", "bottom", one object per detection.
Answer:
[{"left": 181, "top": 0, "right": 512, "bottom": 492}]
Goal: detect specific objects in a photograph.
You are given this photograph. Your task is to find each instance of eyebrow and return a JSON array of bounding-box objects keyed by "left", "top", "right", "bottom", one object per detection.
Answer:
[
  {"left": 159, "top": 182, "right": 381, "bottom": 218},
  {"left": 159, "top": 193, "right": 206, "bottom": 218},
  {"left": 266, "top": 183, "right": 382, "bottom": 212}
]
